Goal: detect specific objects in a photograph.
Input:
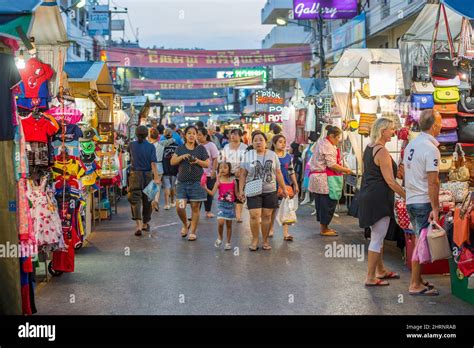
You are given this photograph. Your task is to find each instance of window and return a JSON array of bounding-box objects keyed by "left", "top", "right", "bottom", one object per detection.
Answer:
[
  {"left": 85, "top": 50, "right": 91, "bottom": 61},
  {"left": 73, "top": 42, "right": 81, "bottom": 58},
  {"left": 381, "top": 0, "right": 390, "bottom": 19}
]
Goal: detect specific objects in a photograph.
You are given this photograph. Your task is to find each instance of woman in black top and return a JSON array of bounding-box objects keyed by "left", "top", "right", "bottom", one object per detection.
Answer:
[
  {"left": 171, "top": 125, "right": 209, "bottom": 241},
  {"left": 358, "top": 118, "right": 406, "bottom": 287}
]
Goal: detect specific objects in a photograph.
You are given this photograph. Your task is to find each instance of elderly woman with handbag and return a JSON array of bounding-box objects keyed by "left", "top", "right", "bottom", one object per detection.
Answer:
[
  {"left": 239, "top": 131, "right": 288, "bottom": 251},
  {"left": 309, "top": 125, "right": 352, "bottom": 236}
]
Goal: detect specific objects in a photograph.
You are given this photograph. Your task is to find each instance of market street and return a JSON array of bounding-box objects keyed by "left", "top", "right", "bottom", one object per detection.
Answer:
[{"left": 35, "top": 199, "right": 474, "bottom": 315}]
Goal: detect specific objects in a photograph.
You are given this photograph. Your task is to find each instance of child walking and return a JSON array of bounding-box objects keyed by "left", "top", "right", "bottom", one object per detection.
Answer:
[{"left": 202, "top": 162, "right": 237, "bottom": 250}]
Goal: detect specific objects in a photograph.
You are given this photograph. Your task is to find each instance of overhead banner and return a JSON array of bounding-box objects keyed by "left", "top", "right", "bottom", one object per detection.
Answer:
[
  {"left": 104, "top": 46, "right": 312, "bottom": 68},
  {"left": 159, "top": 98, "right": 226, "bottom": 106},
  {"left": 292, "top": 0, "right": 358, "bottom": 20},
  {"left": 130, "top": 76, "right": 264, "bottom": 90}
]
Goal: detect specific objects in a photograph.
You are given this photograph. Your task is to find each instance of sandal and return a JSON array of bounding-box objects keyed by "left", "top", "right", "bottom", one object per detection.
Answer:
[
  {"left": 377, "top": 271, "right": 400, "bottom": 280},
  {"left": 262, "top": 244, "right": 272, "bottom": 251},
  {"left": 409, "top": 287, "right": 439, "bottom": 296},
  {"left": 142, "top": 224, "right": 150, "bottom": 232},
  {"left": 181, "top": 222, "right": 191, "bottom": 238},
  {"left": 134, "top": 230, "right": 142, "bottom": 236},
  {"left": 249, "top": 246, "right": 259, "bottom": 251},
  {"left": 188, "top": 234, "right": 197, "bottom": 241},
  {"left": 283, "top": 235, "right": 294, "bottom": 241},
  {"left": 422, "top": 281, "right": 435, "bottom": 289},
  {"left": 237, "top": 219, "right": 243, "bottom": 223},
  {"left": 320, "top": 230, "right": 338, "bottom": 236},
  {"left": 365, "top": 279, "right": 389, "bottom": 287}
]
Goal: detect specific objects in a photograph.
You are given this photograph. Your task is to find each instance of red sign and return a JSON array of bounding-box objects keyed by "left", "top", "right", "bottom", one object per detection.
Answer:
[
  {"left": 105, "top": 46, "right": 312, "bottom": 68},
  {"left": 255, "top": 112, "right": 282, "bottom": 123},
  {"left": 256, "top": 89, "right": 284, "bottom": 105},
  {"left": 131, "top": 76, "right": 264, "bottom": 90}
]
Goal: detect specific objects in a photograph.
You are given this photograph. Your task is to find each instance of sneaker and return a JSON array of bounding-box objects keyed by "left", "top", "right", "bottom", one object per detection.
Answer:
[
  {"left": 214, "top": 239, "right": 223, "bottom": 248},
  {"left": 224, "top": 243, "right": 232, "bottom": 250},
  {"left": 164, "top": 205, "right": 170, "bottom": 210},
  {"left": 171, "top": 201, "right": 176, "bottom": 207}
]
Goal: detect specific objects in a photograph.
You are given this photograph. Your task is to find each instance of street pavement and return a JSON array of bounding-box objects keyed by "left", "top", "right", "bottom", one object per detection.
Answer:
[{"left": 35, "top": 197, "right": 474, "bottom": 315}]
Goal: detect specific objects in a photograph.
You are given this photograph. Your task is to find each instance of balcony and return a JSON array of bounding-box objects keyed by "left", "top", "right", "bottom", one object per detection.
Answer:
[
  {"left": 262, "top": 25, "right": 311, "bottom": 49},
  {"left": 261, "top": 0, "right": 293, "bottom": 25}
]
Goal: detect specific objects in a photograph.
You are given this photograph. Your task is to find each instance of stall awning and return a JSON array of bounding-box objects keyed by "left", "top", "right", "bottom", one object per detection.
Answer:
[
  {"left": 29, "top": 0, "right": 68, "bottom": 45},
  {"left": 297, "top": 78, "right": 328, "bottom": 98},
  {"left": 65, "top": 61, "right": 115, "bottom": 97},
  {"left": 443, "top": 0, "right": 474, "bottom": 20},
  {"left": 0, "top": 0, "right": 41, "bottom": 40}
]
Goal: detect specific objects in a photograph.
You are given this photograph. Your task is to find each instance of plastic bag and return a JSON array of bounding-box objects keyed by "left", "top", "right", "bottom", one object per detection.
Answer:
[
  {"left": 143, "top": 181, "right": 159, "bottom": 202},
  {"left": 276, "top": 196, "right": 298, "bottom": 226},
  {"left": 412, "top": 226, "right": 431, "bottom": 264}
]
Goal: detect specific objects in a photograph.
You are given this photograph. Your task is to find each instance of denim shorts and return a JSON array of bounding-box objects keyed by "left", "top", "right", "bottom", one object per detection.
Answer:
[
  {"left": 406, "top": 203, "right": 432, "bottom": 237},
  {"left": 162, "top": 175, "right": 176, "bottom": 190},
  {"left": 176, "top": 181, "right": 207, "bottom": 202}
]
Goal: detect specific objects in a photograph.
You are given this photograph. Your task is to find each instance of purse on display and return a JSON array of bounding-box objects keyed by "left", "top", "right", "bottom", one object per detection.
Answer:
[
  {"left": 411, "top": 94, "right": 435, "bottom": 109},
  {"left": 358, "top": 113, "right": 377, "bottom": 136},
  {"left": 439, "top": 143, "right": 456, "bottom": 156},
  {"left": 433, "top": 75, "right": 461, "bottom": 87},
  {"left": 412, "top": 66, "right": 430, "bottom": 82},
  {"left": 448, "top": 143, "right": 470, "bottom": 182},
  {"left": 458, "top": 246, "right": 474, "bottom": 278},
  {"left": 433, "top": 87, "right": 460, "bottom": 104},
  {"left": 412, "top": 43, "right": 430, "bottom": 82},
  {"left": 459, "top": 92, "right": 474, "bottom": 113},
  {"left": 441, "top": 115, "right": 457, "bottom": 130},
  {"left": 456, "top": 112, "right": 474, "bottom": 143},
  {"left": 435, "top": 129, "right": 458, "bottom": 143},
  {"left": 434, "top": 103, "right": 458, "bottom": 114},
  {"left": 412, "top": 81, "right": 435, "bottom": 93},
  {"left": 430, "top": 4, "right": 457, "bottom": 79},
  {"left": 440, "top": 156, "right": 453, "bottom": 173},
  {"left": 441, "top": 181, "right": 469, "bottom": 203}
]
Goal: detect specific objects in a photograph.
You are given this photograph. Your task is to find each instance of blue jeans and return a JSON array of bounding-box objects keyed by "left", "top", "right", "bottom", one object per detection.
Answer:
[
  {"left": 176, "top": 181, "right": 207, "bottom": 202},
  {"left": 406, "top": 203, "right": 432, "bottom": 237}
]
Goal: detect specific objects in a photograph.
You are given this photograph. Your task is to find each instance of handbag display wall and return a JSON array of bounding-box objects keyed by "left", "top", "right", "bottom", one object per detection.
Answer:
[
  {"left": 456, "top": 113, "right": 474, "bottom": 142},
  {"left": 459, "top": 92, "right": 474, "bottom": 113}
]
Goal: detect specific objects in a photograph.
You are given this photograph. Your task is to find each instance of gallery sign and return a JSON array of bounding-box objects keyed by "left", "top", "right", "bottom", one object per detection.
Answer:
[{"left": 292, "top": 0, "right": 358, "bottom": 20}]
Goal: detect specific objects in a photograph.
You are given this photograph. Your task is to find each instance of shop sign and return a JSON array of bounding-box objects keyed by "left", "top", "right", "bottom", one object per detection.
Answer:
[
  {"left": 255, "top": 112, "right": 283, "bottom": 123},
  {"left": 293, "top": 0, "right": 358, "bottom": 20},
  {"left": 233, "top": 68, "right": 267, "bottom": 83},
  {"left": 256, "top": 89, "right": 284, "bottom": 105},
  {"left": 88, "top": 5, "right": 110, "bottom": 36},
  {"left": 330, "top": 12, "right": 366, "bottom": 54}
]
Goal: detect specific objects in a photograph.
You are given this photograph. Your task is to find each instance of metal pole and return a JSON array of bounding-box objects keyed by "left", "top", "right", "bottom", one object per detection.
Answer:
[{"left": 318, "top": 15, "right": 325, "bottom": 78}]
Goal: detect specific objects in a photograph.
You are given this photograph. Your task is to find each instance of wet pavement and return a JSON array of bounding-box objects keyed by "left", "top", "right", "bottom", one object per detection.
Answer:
[{"left": 35, "top": 197, "right": 474, "bottom": 315}]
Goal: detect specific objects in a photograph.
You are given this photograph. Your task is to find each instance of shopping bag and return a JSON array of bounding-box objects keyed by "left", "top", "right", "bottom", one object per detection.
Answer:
[
  {"left": 276, "top": 197, "right": 298, "bottom": 226},
  {"left": 143, "top": 181, "right": 159, "bottom": 202},
  {"left": 412, "top": 226, "right": 431, "bottom": 264},
  {"left": 427, "top": 222, "right": 452, "bottom": 262}
]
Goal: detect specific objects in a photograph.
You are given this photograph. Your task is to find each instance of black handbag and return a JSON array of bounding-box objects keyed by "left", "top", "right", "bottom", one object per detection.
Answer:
[
  {"left": 439, "top": 143, "right": 456, "bottom": 156},
  {"left": 456, "top": 114, "right": 474, "bottom": 142},
  {"left": 413, "top": 66, "right": 430, "bottom": 82},
  {"left": 459, "top": 91, "right": 474, "bottom": 113},
  {"left": 348, "top": 190, "right": 359, "bottom": 218},
  {"left": 431, "top": 4, "right": 457, "bottom": 79}
]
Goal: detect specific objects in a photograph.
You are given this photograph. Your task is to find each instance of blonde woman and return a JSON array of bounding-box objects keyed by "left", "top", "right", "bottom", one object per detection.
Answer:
[{"left": 358, "top": 118, "right": 406, "bottom": 286}]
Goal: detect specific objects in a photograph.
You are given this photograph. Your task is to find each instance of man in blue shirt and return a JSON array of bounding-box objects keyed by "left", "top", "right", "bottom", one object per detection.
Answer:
[{"left": 160, "top": 123, "right": 183, "bottom": 146}]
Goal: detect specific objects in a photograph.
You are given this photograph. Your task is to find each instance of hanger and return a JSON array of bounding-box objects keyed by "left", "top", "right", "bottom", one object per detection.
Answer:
[{"left": 32, "top": 107, "right": 43, "bottom": 120}]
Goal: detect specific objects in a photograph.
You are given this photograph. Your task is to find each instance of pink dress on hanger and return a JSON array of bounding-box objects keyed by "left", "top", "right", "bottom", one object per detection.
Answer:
[
  {"left": 282, "top": 105, "right": 296, "bottom": 145},
  {"left": 26, "top": 177, "right": 65, "bottom": 251}
]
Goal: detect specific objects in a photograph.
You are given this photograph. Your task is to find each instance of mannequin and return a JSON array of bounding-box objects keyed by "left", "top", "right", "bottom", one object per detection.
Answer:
[{"left": 305, "top": 97, "right": 316, "bottom": 132}]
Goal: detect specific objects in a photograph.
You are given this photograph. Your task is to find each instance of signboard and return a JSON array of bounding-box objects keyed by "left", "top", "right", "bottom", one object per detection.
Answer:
[
  {"left": 130, "top": 76, "right": 264, "bottom": 90},
  {"left": 330, "top": 12, "right": 366, "bottom": 53},
  {"left": 234, "top": 68, "right": 267, "bottom": 83},
  {"left": 88, "top": 5, "right": 109, "bottom": 36},
  {"left": 105, "top": 46, "right": 312, "bottom": 68},
  {"left": 111, "top": 19, "right": 125, "bottom": 31},
  {"left": 292, "top": 0, "right": 358, "bottom": 20},
  {"left": 256, "top": 112, "right": 282, "bottom": 123},
  {"left": 256, "top": 89, "right": 284, "bottom": 105}
]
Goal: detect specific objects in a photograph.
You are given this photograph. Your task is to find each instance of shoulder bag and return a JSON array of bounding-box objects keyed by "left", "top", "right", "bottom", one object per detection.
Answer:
[
  {"left": 448, "top": 143, "right": 470, "bottom": 182},
  {"left": 435, "top": 129, "right": 458, "bottom": 143},
  {"left": 439, "top": 143, "right": 456, "bottom": 156},
  {"left": 441, "top": 115, "right": 457, "bottom": 130},
  {"left": 440, "top": 156, "right": 453, "bottom": 173},
  {"left": 412, "top": 81, "right": 435, "bottom": 94},
  {"left": 411, "top": 94, "right": 434, "bottom": 109},
  {"left": 244, "top": 152, "right": 265, "bottom": 197},
  {"left": 434, "top": 103, "right": 458, "bottom": 114},
  {"left": 433, "top": 75, "right": 460, "bottom": 87},
  {"left": 433, "top": 87, "right": 460, "bottom": 104},
  {"left": 459, "top": 91, "right": 474, "bottom": 113},
  {"left": 430, "top": 4, "right": 457, "bottom": 79},
  {"left": 456, "top": 112, "right": 474, "bottom": 142}
]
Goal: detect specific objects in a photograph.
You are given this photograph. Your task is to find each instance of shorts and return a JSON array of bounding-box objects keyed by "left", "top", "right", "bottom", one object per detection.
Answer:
[
  {"left": 176, "top": 180, "right": 207, "bottom": 202},
  {"left": 162, "top": 175, "right": 177, "bottom": 190},
  {"left": 246, "top": 192, "right": 279, "bottom": 210},
  {"left": 406, "top": 203, "right": 432, "bottom": 237},
  {"left": 217, "top": 200, "right": 236, "bottom": 220}
]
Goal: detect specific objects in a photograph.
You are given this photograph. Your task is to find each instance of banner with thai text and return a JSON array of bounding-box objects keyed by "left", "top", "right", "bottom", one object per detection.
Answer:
[
  {"left": 104, "top": 46, "right": 312, "bottom": 68},
  {"left": 159, "top": 98, "right": 226, "bottom": 106},
  {"left": 130, "top": 76, "right": 264, "bottom": 90}
]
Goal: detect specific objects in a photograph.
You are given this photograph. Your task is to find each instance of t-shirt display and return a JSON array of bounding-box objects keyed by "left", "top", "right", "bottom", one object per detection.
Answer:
[
  {"left": 21, "top": 114, "right": 60, "bottom": 143},
  {"left": 17, "top": 58, "right": 54, "bottom": 110},
  {"left": 52, "top": 124, "right": 83, "bottom": 142},
  {"left": 0, "top": 53, "right": 22, "bottom": 141},
  {"left": 175, "top": 144, "right": 209, "bottom": 182},
  {"left": 242, "top": 149, "right": 280, "bottom": 193},
  {"left": 48, "top": 106, "right": 82, "bottom": 125}
]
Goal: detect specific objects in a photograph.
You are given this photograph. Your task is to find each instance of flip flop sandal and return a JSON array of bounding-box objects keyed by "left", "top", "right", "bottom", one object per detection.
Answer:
[
  {"left": 409, "top": 287, "right": 439, "bottom": 296},
  {"left": 422, "top": 281, "right": 435, "bottom": 289},
  {"left": 237, "top": 219, "right": 243, "bottom": 223},
  {"left": 320, "top": 231, "right": 338, "bottom": 236},
  {"left": 188, "top": 234, "right": 197, "bottom": 241},
  {"left": 377, "top": 271, "right": 400, "bottom": 280},
  {"left": 249, "top": 246, "right": 259, "bottom": 251},
  {"left": 268, "top": 233, "right": 274, "bottom": 238},
  {"left": 262, "top": 244, "right": 272, "bottom": 251},
  {"left": 142, "top": 224, "right": 150, "bottom": 232},
  {"left": 365, "top": 279, "right": 389, "bottom": 287},
  {"left": 181, "top": 222, "right": 191, "bottom": 238},
  {"left": 284, "top": 235, "right": 294, "bottom": 241}
]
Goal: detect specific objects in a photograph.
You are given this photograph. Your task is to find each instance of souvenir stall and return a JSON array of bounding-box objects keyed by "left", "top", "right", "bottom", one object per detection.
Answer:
[
  {"left": 65, "top": 61, "right": 120, "bottom": 227},
  {"left": 400, "top": 1, "right": 474, "bottom": 305}
]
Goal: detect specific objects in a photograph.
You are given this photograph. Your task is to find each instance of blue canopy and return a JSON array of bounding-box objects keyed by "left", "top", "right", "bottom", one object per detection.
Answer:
[
  {"left": 0, "top": 0, "right": 42, "bottom": 14},
  {"left": 443, "top": 0, "right": 474, "bottom": 20}
]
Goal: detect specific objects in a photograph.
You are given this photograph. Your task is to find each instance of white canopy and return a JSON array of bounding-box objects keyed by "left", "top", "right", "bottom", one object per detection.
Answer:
[{"left": 399, "top": 3, "right": 464, "bottom": 90}]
